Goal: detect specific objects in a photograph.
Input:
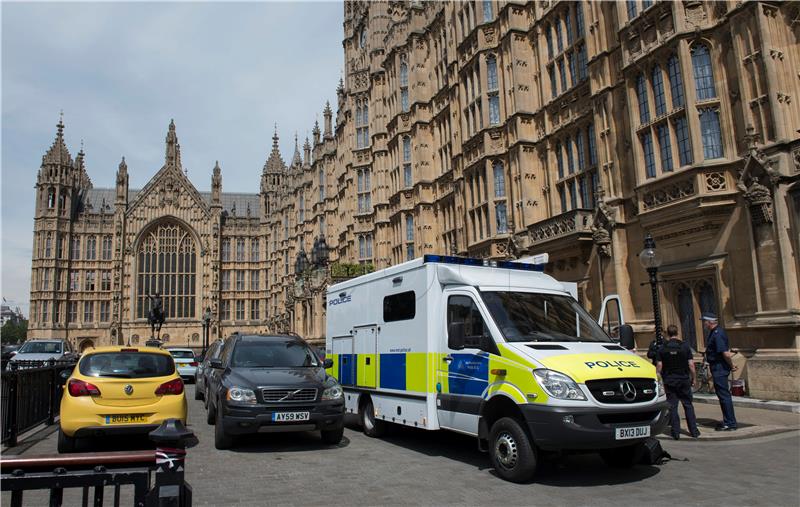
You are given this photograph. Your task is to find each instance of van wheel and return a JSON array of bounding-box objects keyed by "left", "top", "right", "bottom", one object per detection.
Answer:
[
  {"left": 360, "top": 398, "right": 386, "bottom": 438},
  {"left": 489, "top": 417, "right": 537, "bottom": 483},
  {"left": 600, "top": 444, "right": 638, "bottom": 468},
  {"left": 206, "top": 398, "right": 216, "bottom": 425},
  {"left": 57, "top": 428, "right": 76, "bottom": 453},
  {"left": 321, "top": 427, "right": 344, "bottom": 445},
  {"left": 214, "top": 407, "right": 234, "bottom": 450}
]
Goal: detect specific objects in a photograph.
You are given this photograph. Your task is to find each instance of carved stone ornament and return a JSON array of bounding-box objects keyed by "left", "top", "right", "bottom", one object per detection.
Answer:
[
  {"left": 592, "top": 225, "right": 612, "bottom": 257},
  {"left": 743, "top": 178, "right": 774, "bottom": 226}
]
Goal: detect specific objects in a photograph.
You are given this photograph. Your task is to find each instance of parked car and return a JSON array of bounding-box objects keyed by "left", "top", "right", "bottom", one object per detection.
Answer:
[
  {"left": 194, "top": 340, "right": 223, "bottom": 401},
  {"left": 7, "top": 339, "right": 77, "bottom": 368},
  {"left": 205, "top": 334, "right": 344, "bottom": 449},
  {"left": 58, "top": 346, "right": 187, "bottom": 453},
  {"left": 166, "top": 348, "right": 198, "bottom": 382}
]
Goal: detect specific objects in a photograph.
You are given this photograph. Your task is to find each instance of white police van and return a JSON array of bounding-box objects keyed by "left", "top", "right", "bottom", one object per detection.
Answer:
[{"left": 325, "top": 255, "right": 668, "bottom": 482}]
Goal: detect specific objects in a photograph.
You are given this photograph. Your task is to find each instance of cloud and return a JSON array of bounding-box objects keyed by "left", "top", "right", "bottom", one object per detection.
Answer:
[{"left": 1, "top": 2, "right": 344, "bottom": 314}]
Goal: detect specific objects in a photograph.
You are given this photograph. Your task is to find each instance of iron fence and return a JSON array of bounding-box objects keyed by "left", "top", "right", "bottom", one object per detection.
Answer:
[{"left": 2, "top": 360, "right": 77, "bottom": 446}]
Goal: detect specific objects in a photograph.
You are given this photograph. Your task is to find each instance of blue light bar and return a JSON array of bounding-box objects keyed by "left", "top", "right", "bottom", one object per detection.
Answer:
[{"left": 423, "top": 254, "right": 545, "bottom": 272}]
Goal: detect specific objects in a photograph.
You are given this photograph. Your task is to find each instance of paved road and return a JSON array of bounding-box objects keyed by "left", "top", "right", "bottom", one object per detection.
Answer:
[{"left": 5, "top": 385, "right": 800, "bottom": 506}]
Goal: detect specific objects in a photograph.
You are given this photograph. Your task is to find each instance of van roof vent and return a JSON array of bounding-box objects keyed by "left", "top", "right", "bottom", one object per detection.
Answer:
[
  {"left": 603, "top": 345, "right": 625, "bottom": 351},
  {"left": 526, "top": 344, "right": 568, "bottom": 350}
]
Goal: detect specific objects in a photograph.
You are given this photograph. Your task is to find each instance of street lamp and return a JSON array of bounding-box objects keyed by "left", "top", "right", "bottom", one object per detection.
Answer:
[
  {"left": 315, "top": 235, "right": 329, "bottom": 267},
  {"left": 639, "top": 233, "right": 664, "bottom": 346},
  {"left": 202, "top": 307, "right": 212, "bottom": 355},
  {"left": 295, "top": 248, "right": 309, "bottom": 278}
]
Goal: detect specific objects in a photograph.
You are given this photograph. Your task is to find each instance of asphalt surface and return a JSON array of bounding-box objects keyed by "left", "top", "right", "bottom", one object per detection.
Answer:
[{"left": 3, "top": 385, "right": 800, "bottom": 506}]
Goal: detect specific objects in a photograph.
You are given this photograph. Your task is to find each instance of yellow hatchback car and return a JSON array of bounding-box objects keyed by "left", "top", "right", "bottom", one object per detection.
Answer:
[{"left": 58, "top": 346, "right": 187, "bottom": 453}]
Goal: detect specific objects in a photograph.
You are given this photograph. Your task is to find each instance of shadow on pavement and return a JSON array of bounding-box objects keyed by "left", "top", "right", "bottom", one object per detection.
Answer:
[
  {"left": 229, "top": 432, "right": 351, "bottom": 453},
  {"left": 533, "top": 454, "right": 662, "bottom": 487}
]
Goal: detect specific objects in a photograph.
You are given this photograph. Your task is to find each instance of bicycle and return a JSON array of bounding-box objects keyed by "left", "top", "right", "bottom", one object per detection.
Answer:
[{"left": 692, "top": 360, "right": 714, "bottom": 394}]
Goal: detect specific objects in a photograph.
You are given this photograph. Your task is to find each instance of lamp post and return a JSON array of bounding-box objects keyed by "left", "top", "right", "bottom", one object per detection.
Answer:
[
  {"left": 638, "top": 233, "right": 664, "bottom": 346},
  {"left": 202, "top": 307, "right": 212, "bottom": 355},
  {"left": 295, "top": 248, "right": 309, "bottom": 279}
]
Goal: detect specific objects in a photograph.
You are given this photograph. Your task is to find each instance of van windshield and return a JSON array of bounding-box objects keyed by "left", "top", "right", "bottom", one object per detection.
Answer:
[{"left": 480, "top": 291, "right": 612, "bottom": 343}]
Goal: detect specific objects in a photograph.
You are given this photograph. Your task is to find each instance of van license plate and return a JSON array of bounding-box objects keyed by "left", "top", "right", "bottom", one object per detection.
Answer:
[
  {"left": 615, "top": 425, "right": 650, "bottom": 440},
  {"left": 272, "top": 412, "right": 310, "bottom": 422},
  {"left": 105, "top": 414, "right": 147, "bottom": 425}
]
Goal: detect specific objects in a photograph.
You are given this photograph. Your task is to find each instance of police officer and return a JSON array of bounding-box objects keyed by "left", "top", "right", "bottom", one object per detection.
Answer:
[
  {"left": 702, "top": 313, "right": 738, "bottom": 431},
  {"left": 656, "top": 324, "right": 700, "bottom": 440}
]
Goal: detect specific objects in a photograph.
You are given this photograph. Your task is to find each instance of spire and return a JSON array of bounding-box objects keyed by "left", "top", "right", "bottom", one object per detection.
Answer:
[
  {"left": 303, "top": 136, "right": 311, "bottom": 167},
  {"left": 263, "top": 125, "right": 286, "bottom": 175},
  {"left": 42, "top": 113, "right": 73, "bottom": 169},
  {"left": 211, "top": 160, "right": 222, "bottom": 206},
  {"left": 165, "top": 119, "right": 182, "bottom": 169},
  {"left": 116, "top": 156, "right": 129, "bottom": 204},
  {"left": 323, "top": 101, "right": 333, "bottom": 138},
  {"left": 292, "top": 132, "right": 302, "bottom": 167}
]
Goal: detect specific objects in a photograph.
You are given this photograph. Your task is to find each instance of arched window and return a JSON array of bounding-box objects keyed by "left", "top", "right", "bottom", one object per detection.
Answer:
[
  {"left": 136, "top": 222, "right": 197, "bottom": 319},
  {"left": 493, "top": 161, "right": 505, "bottom": 198},
  {"left": 545, "top": 24, "right": 554, "bottom": 60},
  {"left": 399, "top": 60, "right": 409, "bottom": 112},
  {"left": 487, "top": 55, "right": 498, "bottom": 91},
  {"left": 47, "top": 188, "right": 56, "bottom": 209},
  {"left": 403, "top": 136, "right": 412, "bottom": 188},
  {"left": 667, "top": 54, "right": 684, "bottom": 108},
  {"left": 691, "top": 44, "right": 716, "bottom": 100}
]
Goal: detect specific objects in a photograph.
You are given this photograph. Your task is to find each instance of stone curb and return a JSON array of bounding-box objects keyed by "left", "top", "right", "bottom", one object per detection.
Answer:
[
  {"left": 656, "top": 426, "right": 798, "bottom": 443},
  {"left": 693, "top": 394, "right": 800, "bottom": 414}
]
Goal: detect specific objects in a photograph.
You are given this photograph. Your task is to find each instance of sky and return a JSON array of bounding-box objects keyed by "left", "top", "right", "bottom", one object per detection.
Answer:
[{"left": 1, "top": 1, "right": 344, "bottom": 316}]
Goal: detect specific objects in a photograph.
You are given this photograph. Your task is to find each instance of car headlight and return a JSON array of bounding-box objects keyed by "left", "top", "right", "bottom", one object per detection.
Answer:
[
  {"left": 226, "top": 386, "right": 257, "bottom": 404},
  {"left": 322, "top": 384, "right": 343, "bottom": 400},
  {"left": 533, "top": 369, "right": 586, "bottom": 400}
]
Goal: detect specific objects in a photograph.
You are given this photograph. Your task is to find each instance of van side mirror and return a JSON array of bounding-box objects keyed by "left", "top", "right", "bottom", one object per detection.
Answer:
[
  {"left": 323, "top": 358, "right": 333, "bottom": 369},
  {"left": 448, "top": 322, "right": 465, "bottom": 350},
  {"left": 618, "top": 324, "right": 635, "bottom": 350},
  {"left": 209, "top": 358, "right": 224, "bottom": 369}
]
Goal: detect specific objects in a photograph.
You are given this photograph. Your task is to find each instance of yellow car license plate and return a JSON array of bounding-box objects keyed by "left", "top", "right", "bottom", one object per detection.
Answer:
[{"left": 105, "top": 414, "right": 148, "bottom": 425}]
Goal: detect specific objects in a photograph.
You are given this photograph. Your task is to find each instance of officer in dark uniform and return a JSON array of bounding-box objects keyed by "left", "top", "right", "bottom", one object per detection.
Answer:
[
  {"left": 702, "top": 313, "right": 738, "bottom": 430},
  {"left": 656, "top": 324, "right": 700, "bottom": 439}
]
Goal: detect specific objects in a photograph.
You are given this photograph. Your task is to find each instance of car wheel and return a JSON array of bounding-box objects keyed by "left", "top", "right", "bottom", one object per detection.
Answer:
[
  {"left": 194, "top": 382, "right": 203, "bottom": 401},
  {"left": 214, "top": 406, "right": 234, "bottom": 450},
  {"left": 488, "top": 417, "right": 537, "bottom": 483},
  {"left": 57, "top": 427, "right": 76, "bottom": 453},
  {"left": 206, "top": 397, "right": 216, "bottom": 425},
  {"left": 599, "top": 444, "right": 639, "bottom": 468},
  {"left": 359, "top": 397, "right": 386, "bottom": 438},
  {"left": 320, "top": 427, "right": 344, "bottom": 445}
]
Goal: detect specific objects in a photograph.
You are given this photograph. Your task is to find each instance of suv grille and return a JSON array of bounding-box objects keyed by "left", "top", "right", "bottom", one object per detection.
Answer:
[
  {"left": 585, "top": 378, "right": 656, "bottom": 404},
  {"left": 260, "top": 388, "right": 317, "bottom": 403}
]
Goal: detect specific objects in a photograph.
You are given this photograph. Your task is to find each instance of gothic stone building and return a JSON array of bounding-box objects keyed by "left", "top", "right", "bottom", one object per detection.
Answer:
[{"left": 28, "top": 1, "right": 800, "bottom": 400}]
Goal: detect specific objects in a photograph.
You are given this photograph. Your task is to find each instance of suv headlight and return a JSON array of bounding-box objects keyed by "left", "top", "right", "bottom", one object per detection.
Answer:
[
  {"left": 533, "top": 369, "right": 586, "bottom": 401},
  {"left": 322, "top": 384, "right": 343, "bottom": 400},
  {"left": 226, "top": 386, "right": 257, "bottom": 404}
]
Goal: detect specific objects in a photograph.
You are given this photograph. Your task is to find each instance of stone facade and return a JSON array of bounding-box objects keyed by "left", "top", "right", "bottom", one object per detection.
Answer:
[{"left": 27, "top": 1, "right": 800, "bottom": 399}]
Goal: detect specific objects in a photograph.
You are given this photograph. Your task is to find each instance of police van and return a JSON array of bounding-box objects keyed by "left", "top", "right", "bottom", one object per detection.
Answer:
[{"left": 326, "top": 255, "right": 668, "bottom": 482}]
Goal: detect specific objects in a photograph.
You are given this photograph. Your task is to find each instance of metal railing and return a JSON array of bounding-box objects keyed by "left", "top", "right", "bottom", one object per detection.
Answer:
[
  {"left": 2, "top": 360, "right": 77, "bottom": 447},
  {"left": 1, "top": 419, "right": 195, "bottom": 507}
]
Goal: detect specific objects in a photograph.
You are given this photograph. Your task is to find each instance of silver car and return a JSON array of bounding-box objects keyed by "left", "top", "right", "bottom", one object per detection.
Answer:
[
  {"left": 167, "top": 348, "right": 198, "bottom": 382},
  {"left": 6, "top": 339, "right": 76, "bottom": 368}
]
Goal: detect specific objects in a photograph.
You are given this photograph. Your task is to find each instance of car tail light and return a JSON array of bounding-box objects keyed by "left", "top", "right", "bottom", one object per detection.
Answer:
[
  {"left": 68, "top": 379, "right": 101, "bottom": 397},
  {"left": 189, "top": 362, "right": 198, "bottom": 367},
  {"left": 155, "top": 378, "right": 184, "bottom": 396}
]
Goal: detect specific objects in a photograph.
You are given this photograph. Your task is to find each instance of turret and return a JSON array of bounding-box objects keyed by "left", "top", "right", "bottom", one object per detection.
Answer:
[
  {"left": 37, "top": 115, "right": 74, "bottom": 217},
  {"left": 323, "top": 102, "right": 333, "bottom": 139},
  {"left": 312, "top": 120, "right": 321, "bottom": 146},
  {"left": 303, "top": 137, "right": 312, "bottom": 167}
]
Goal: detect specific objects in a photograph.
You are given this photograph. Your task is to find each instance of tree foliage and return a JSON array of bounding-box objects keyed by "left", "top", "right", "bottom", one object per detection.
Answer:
[{"left": 1, "top": 319, "right": 28, "bottom": 345}]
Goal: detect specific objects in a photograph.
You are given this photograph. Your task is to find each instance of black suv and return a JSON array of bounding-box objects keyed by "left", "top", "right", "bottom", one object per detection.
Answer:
[{"left": 206, "top": 334, "right": 344, "bottom": 449}]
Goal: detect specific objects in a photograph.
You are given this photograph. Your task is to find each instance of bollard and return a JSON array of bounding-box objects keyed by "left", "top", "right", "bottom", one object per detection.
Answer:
[
  {"left": 7, "top": 362, "right": 19, "bottom": 447},
  {"left": 146, "top": 419, "right": 197, "bottom": 507},
  {"left": 47, "top": 358, "right": 57, "bottom": 426}
]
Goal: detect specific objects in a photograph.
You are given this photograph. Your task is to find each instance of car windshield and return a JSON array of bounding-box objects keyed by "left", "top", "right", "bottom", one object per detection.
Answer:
[
  {"left": 231, "top": 341, "right": 319, "bottom": 368},
  {"left": 18, "top": 341, "right": 62, "bottom": 354},
  {"left": 169, "top": 350, "right": 195, "bottom": 359},
  {"left": 480, "top": 291, "right": 612, "bottom": 343},
  {"left": 79, "top": 352, "right": 175, "bottom": 378}
]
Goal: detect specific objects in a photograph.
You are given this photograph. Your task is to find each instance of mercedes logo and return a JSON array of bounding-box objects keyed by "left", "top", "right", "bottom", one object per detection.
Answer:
[
  {"left": 619, "top": 381, "right": 637, "bottom": 402},
  {"left": 124, "top": 384, "right": 134, "bottom": 396}
]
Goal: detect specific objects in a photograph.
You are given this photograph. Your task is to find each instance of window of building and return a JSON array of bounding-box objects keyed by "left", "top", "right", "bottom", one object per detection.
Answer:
[
  {"left": 359, "top": 235, "right": 367, "bottom": 259},
  {"left": 41, "top": 301, "right": 49, "bottom": 324},
  {"left": 403, "top": 136, "right": 412, "bottom": 188},
  {"left": 482, "top": 0, "right": 492, "bottom": 21},
  {"left": 496, "top": 202, "right": 508, "bottom": 234},
  {"left": 68, "top": 301, "right": 77, "bottom": 323},
  {"left": 555, "top": 18, "right": 563, "bottom": 53},
  {"left": 70, "top": 236, "right": 80, "bottom": 260},
  {"left": 627, "top": 0, "right": 637, "bottom": 20},
  {"left": 99, "top": 301, "right": 110, "bottom": 322},
  {"left": 636, "top": 73, "right": 650, "bottom": 124},
  {"left": 493, "top": 162, "right": 506, "bottom": 198},
  {"left": 558, "top": 60, "right": 567, "bottom": 92},
  {"left": 101, "top": 270, "right": 111, "bottom": 291},
  {"left": 565, "top": 9, "right": 573, "bottom": 45},
  {"left": 576, "top": 131, "right": 586, "bottom": 170},
  {"left": 56, "top": 233, "right": 64, "bottom": 259},
  {"left": 54, "top": 268, "right": 62, "bottom": 291},
  {"left": 83, "top": 301, "right": 94, "bottom": 323},
  {"left": 406, "top": 214, "right": 414, "bottom": 242},
  {"left": 367, "top": 235, "right": 373, "bottom": 258},
  {"left": 221, "top": 238, "right": 231, "bottom": 261},
  {"left": 235, "top": 238, "right": 245, "bottom": 261},
  {"left": 250, "top": 299, "right": 260, "bottom": 320},
  {"left": 400, "top": 60, "right": 409, "bottom": 112},
  {"left": 42, "top": 269, "right": 50, "bottom": 291},
  {"left": 667, "top": 54, "right": 684, "bottom": 108},
  {"left": 568, "top": 52, "right": 576, "bottom": 87},
  {"left": 556, "top": 142, "right": 564, "bottom": 178},
  {"left": 135, "top": 222, "right": 196, "bottom": 319},
  {"left": 549, "top": 67, "right": 557, "bottom": 98},
  {"left": 674, "top": 115, "right": 693, "bottom": 166},
  {"left": 559, "top": 186, "right": 567, "bottom": 213},
  {"left": 587, "top": 124, "right": 597, "bottom": 166},
  {"left": 566, "top": 137, "right": 575, "bottom": 174},
  {"left": 652, "top": 66, "right": 667, "bottom": 116},
  {"left": 250, "top": 270, "right": 259, "bottom": 291},
  {"left": 568, "top": 180, "right": 578, "bottom": 209},
  {"left": 221, "top": 271, "right": 231, "bottom": 291},
  {"left": 545, "top": 24, "right": 554, "bottom": 60},
  {"left": 85, "top": 271, "right": 95, "bottom": 291},
  {"left": 579, "top": 176, "right": 589, "bottom": 208},
  {"left": 383, "top": 291, "right": 416, "bottom": 322},
  {"left": 102, "top": 235, "right": 112, "bottom": 260},
  {"left": 691, "top": 44, "right": 716, "bottom": 100},
  {"left": 235, "top": 270, "right": 245, "bottom": 291},
  {"left": 70, "top": 271, "right": 80, "bottom": 291},
  {"left": 235, "top": 300, "right": 245, "bottom": 321},
  {"left": 699, "top": 108, "right": 723, "bottom": 159},
  {"left": 319, "top": 169, "right": 325, "bottom": 201},
  {"left": 641, "top": 132, "right": 656, "bottom": 178},
  {"left": 657, "top": 124, "right": 674, "bottom": 172},
  {"left": 221, "top": 300, "right": 231, "bottom": 321},
  {"left": 576, "top": 44, "right": 588, "bottom": 81},
  {"left": 358, "top": 169, "right": 372, "bottom": 213},
  {"left": 250, "top": 238, "right": 259, "bottom": 262},
  {"left": 576, "top": 2, "right": 585, "bottom": 37},
  {"left": 85, "top": 236, "right": 97, "bottom": 260}
]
